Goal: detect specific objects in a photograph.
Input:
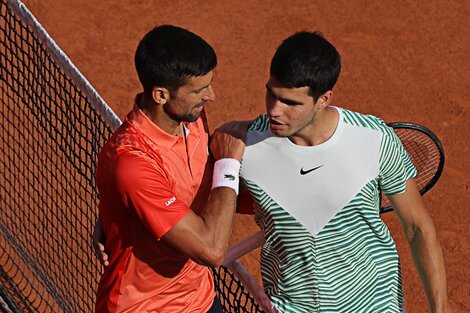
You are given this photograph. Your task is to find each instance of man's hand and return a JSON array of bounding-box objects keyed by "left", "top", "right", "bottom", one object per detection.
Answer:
[
  {"left": 92, "top": 219, "right": 109, "bottom": 267},
  {"left": 210, "top": 120, "right": 251, "bottom": 161}
]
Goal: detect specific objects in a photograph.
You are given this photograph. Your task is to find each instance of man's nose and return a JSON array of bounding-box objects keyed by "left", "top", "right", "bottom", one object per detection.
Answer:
[
  {"left": 203, "top": 85, "right": 215, "bottom": 101},
  {"left": 267, "top": 99, "right": 282, "bottom": 116}
]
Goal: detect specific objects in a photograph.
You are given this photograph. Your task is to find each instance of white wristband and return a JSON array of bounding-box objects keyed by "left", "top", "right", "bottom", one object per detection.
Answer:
[{"left": 212, "top": 158, "right": 241, "bottom": 195}]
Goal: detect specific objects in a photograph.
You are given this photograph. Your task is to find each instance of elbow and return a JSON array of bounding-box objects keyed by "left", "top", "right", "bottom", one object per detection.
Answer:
[
  {"left": 204, "top": 248, "right": 226, "bottom": 267},
  {"left": 405, "top": 221, "right": 438, "bottom": 244},
  {"left": 196, "top": 246, "right": 226, "bottom": 267}
]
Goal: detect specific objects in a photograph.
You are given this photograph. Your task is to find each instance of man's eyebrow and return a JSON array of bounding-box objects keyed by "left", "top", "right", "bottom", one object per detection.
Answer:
[
  {"left": 195, "top": 77, "right": 214, "bottom": 92},
  {"left": 265, "top": 84, "right": 302, "bottom": 105},
  {"left": 281, "top": 98, "right": 302, "bottom": 105}
]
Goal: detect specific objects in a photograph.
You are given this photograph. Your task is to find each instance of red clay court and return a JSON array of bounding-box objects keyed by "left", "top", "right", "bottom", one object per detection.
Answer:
[{"left": 4, "top": 0, "right": 470, "bottom": 312}]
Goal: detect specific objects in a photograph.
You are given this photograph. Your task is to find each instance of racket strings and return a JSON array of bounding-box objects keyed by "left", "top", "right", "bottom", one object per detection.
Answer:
[{"left": 380, "top": 127, "right": 443, "bottom": 211}]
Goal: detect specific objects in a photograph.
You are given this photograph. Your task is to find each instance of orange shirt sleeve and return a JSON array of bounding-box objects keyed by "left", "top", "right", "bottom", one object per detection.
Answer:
[{"left": 115, "top": 152, "right": 192, "bottom": 239}]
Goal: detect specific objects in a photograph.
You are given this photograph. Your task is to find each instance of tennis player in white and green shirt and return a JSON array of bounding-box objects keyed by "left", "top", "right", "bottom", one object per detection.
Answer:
[{"left": 236, "top": 31, "right": 450, "bottom": 313}]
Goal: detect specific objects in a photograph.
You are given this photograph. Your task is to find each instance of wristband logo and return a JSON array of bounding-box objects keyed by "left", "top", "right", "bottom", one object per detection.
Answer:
[
  {"left": 165, "top": 196, "right": 176, "bottom": 206},
  {"left": 224, "top": 174, "right": 235, "bottom": 181}
]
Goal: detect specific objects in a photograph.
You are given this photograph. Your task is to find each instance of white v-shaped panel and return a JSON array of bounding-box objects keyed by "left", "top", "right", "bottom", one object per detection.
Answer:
[{"left": 241, "top": 121, "right": 382, "bottom": 237}]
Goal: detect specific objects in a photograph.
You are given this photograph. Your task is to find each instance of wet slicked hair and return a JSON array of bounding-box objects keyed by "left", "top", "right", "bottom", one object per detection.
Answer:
[
  {"left": 270, "top": 31, "right": 341, "bottom": 101},
  {"left": 135, "top": 25, "right": 217, "bottom": 95}
]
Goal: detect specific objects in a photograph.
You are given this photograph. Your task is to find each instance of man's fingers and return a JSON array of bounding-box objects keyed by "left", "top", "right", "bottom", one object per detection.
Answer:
[
  {"left": 96, "top": 242, "right": 105, "bottom": 252},
  {"left": 95, "top": 247, "right": 110, "bottom": 267},
  {"left": 92, "top": 239, "right": 110, "bottom": 266},
  {"left": 99, "top": 252, "right": 109, "bottom": 267},
  {"left": 100, "top": 251, "right": 109, "bottom": 263}
]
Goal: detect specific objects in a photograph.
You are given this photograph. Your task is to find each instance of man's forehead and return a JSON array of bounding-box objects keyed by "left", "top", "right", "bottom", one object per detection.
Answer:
[{"left": 266, "top": 76, "right": 310, "bottom": 95}]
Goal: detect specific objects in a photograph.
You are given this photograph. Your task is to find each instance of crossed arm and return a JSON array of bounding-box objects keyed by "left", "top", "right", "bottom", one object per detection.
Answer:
[{"left": 93, "top": 121, "right": 249, "bottom": 268}]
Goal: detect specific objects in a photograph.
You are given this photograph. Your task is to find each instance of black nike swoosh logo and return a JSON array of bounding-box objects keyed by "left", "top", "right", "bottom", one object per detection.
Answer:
[{"left": 300, "top": 165, "right": 323, "bottom": 175}]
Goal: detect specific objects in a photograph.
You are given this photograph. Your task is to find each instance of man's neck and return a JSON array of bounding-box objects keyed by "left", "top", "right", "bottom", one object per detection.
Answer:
[
  {"left": 288, "top": 107, "right": 339, "bottom": 146},
  {"left": 139, "top": 94, "right": 183, "bottom": 136}
]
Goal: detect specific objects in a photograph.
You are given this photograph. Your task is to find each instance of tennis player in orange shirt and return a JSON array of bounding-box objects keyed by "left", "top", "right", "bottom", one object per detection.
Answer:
[{"left": 93, "top": 25, "right": 247, "bottom": 313}]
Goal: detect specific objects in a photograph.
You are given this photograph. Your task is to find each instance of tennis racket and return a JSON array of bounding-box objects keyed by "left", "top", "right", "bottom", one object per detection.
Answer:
[{"left": 380, "top": 122, "right": 445, "bottom": 214}]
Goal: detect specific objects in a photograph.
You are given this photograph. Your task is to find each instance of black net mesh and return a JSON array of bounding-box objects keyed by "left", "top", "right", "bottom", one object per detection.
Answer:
[
  {"left": 0, "top": 0, "right": 114, "bottom": 311},
  {"left": 0, "top": 1, "right": 263, "bottom": 312},
  {"left": 213, "top": 266, "right": 262, "bottom": 313}
]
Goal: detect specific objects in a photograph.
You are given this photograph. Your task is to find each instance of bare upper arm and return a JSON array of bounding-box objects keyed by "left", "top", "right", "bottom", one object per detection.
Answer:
[{"left": 387, "top": 178, "right": 435, "bottom": 239}]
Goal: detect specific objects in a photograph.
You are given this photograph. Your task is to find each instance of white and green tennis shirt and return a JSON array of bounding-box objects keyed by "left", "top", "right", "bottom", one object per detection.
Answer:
[{"left": 240, "top": 107, "right": 416, "bottom": 312}]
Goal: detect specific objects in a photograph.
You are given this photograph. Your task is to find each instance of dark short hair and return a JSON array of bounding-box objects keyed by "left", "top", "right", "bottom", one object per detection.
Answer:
[
  {"left": 135, "top": 25, "right": 217, "bottom": 95},
  {"left": 270, "top": 31, "right": 341, "bottom": 100}
]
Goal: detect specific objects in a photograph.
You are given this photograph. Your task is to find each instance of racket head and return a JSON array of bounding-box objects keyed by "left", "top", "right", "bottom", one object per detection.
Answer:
[{"left": 380, "top": 122, "right": 445, "bottom": 214}]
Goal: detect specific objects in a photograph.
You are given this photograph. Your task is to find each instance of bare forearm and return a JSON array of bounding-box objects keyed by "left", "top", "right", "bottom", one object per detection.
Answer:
[
  {"left": 200, "top": 187, "right": 238, "bottom": 262},
  {"left": 175, "top": 119, "right": 247, "bottom": 266},
  {"left": 390, "top": 180, "right": 451, "bottom": 312},
  {"left": 408, "top": 225, "right": 449, "bottom": 313}
]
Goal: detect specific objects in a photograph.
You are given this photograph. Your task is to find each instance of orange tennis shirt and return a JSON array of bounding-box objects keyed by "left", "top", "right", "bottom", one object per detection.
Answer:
[{"left": 95, "top": 96, "right": 214, "bottom": 313}]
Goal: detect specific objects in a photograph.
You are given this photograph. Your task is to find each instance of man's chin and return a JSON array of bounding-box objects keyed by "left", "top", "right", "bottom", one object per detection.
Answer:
[
  {"left": 270, "top": 126, "right": 288, "bottom": 137},
  {"left": 184, "top": 113, "right": 201, "bottom": 123}
]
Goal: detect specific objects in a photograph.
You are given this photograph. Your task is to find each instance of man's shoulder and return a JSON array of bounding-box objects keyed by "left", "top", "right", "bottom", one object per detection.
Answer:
[
  {"left": 248, "top": 114, "right": 270, "bottom": 132},
  {"left": 339, "top": 107, "right": 391, "bottom": 135},
  {"left": 104, "top": 120, "right": 139, "bottom": 147},
  {"left": 100, "top": 120, "right": 161, "bottom": 162},
  {"left": 98, "top": 127, "right": 165, "bottom": 180}
]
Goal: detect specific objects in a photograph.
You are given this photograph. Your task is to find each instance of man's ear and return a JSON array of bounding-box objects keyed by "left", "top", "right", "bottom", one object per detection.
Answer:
[
  {"left": 316, "top": 90, "right": 333, "bottom": 109},
  {"left": 151, "top": 87, "right": 170, "bottom": 105}
]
